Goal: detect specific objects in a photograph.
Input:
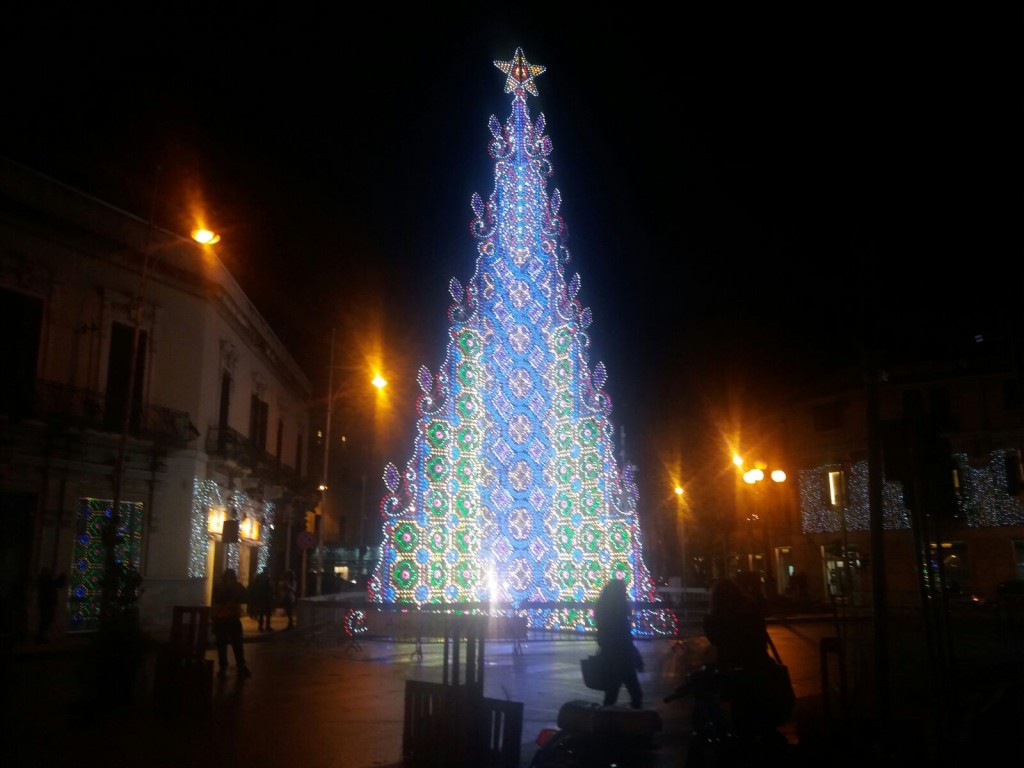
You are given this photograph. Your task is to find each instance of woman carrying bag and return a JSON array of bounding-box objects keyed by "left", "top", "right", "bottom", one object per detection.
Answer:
[{"left": 593, "top": 578, "right": 644, "bottom": 709}]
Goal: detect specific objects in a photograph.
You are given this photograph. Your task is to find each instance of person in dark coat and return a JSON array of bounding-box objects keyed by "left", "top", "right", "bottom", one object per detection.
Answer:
[
  {"left": 594, "top": 578, "right": 644, "bottom": 708},
  {"left": 211, "top": 568, "right": 251, "bottom": 679},
  {"left": 252, "top": 569, "right": 275, "bottom": 632},
  {"left": 702, "top": 577, "right": 773, "bottom": 735},
  {"left": 278, "top": 570, "right": 296, "bottom": 629}
]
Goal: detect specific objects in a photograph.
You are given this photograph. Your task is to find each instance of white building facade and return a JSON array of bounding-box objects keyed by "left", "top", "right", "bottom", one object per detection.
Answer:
[{"left": 0, "top": 159, "right": 312, "bottom": 641}]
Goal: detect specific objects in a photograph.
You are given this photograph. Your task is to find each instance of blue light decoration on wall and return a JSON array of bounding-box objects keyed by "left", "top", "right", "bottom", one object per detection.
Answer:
[
  {"left": 70, "top": 497, "right": 143, "bottom": 632},
  {"left": 368, "top": 48, "right": 674, "bottom": 636}
]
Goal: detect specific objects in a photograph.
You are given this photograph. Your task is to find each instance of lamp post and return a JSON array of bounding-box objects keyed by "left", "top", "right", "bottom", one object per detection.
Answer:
[
  {"left": 315, "top": 328, "right": 337, "bottom": 597},
  {"left": 674, "top": 485, "right": 686, "bottom": 615},
  {"left": 316, "top": 328, "right": 387, "bottom": 595},
  {"left": 101, "top": 179, "right": 219, "bottom": 625},
  {"left": 742, "top": 464, "right": 786, "bottom": 594}
]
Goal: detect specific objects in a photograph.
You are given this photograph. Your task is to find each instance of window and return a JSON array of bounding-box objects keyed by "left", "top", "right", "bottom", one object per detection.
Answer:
[
  {"left": 1007, "top": 449, "right": 1023, "bottom": 496},
  {"left": 929, "top": 541, "right": 970, "bottom": 594},
  {"left": 812, "top": 400, "right": 844, "bottom": 432},
  {"left": 0, "top": 288, "right": 43, "bottom": 420},
  {"left": 827, "top": 470, "right": 846, "bottom": 507},
  {"left": 1005, "top": 379, "right": 1022, "bottom": 411},
  {"left": 275, "top": 418, "right": 284, "bottom": 460},
  {"left": 929, "top": 387, "right": 953, "bottom": 429},
  {"left": 250, "top": 394, "right": 269, "bottom": 451},
  {"left": 104, "top": 321, "right": 147, "bottom": 433},
  {"left": 902, "top": 389, "right": 924, "bottom": 420},
  {"left": 217, "top": 371, "right": 232, "bottom": 451}
]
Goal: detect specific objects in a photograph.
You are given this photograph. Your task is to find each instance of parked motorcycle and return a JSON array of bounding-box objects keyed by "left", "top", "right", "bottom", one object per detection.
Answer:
[{"left": 528, "top": 699, "right": 663, "bottom": 768}]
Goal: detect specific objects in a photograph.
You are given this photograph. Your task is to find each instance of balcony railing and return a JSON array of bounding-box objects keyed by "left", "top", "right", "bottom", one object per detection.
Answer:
[
  {"left": 12, "top": 379, "right": 200, "bottom": 449},
  {"left": 206, "top": 425, "right": 298, "bottom": 485}
]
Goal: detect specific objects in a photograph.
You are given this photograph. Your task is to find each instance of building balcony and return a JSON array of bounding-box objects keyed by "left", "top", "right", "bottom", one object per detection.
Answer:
[
  {"left": 1, "top": 379, "right": 199, "bottom": 450},
  {"left": 205, "top": 425, "right": 299, "bottom": 487}
]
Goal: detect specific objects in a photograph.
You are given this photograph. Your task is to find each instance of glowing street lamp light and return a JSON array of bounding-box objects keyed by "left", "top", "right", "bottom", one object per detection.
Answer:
[
  {"left": 741, "top": 461, "right": 786, "bottom": 582},
  {"left": 316, "top": 329, "right": 388, "bottom": 595},
  {"left": 744, "top": 467, "right": 787, "bottom": 485},
  {"left": 674, "top": 485, "right": 688, "bottom": 614},
  {"left": 190, "top": 228, "right": 221, "bottom": 245}
]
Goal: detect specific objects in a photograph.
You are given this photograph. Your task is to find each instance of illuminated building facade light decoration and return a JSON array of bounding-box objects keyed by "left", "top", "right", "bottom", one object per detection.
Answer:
[
  {"left": 799, "top": 450, "right": 1024, "bottom": 534},
  {"left": 189, "top": 478, "right": 274, "bottom": 577},
  {"left": 70, "top": 497, "right": 143, "bottom": 631},
  {"left": 190, "top": 478, "right": 223, "bottom": 577},
  {"left": 954, "top": 451, "right": 1024, "bottom": 527},
  {"left": 257, "top": 500, "right": 274, "bottom": 573},
  {"left": 369, "top": 48, "right": 673, "bottom": 636}
]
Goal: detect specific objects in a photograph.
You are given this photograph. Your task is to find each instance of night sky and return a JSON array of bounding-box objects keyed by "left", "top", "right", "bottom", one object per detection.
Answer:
[{"left": 3, "top": 5, "right": 1021, "bottom": 517}]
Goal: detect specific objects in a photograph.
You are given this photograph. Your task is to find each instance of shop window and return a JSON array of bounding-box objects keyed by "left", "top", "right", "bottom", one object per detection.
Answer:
[{"left": 828, "top": 470, "right": 846, "bottom": 507}]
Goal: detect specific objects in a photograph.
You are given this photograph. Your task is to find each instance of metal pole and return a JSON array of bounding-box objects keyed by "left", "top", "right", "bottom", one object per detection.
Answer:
[
  {"left": 284, "top": 518, "right": 292, "bottom": 572},
  {"left": 679, "top": 498, "right": 687, "bottom": 616},
  {"left": 316, "top": 327, "right": 335, "bottom": 596},
  {"left": 866, "top": 363, "right": 890, "bottom": 723},
  {"left": 101, "top": 167, "right": 160, "bottom": 626},
  {"left": 358, "top": 473, "right": 367, "bottom": 577}
]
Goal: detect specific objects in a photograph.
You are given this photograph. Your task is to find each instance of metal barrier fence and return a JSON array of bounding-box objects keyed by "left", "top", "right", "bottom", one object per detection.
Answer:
[{"left": 295, "top": 597, "right": 529, "bottom": 656}]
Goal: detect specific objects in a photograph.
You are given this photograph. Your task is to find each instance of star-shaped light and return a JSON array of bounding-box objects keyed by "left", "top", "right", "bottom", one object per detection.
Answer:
[{"left": 494, "top": 47, "right": 545, "bottom": 99}]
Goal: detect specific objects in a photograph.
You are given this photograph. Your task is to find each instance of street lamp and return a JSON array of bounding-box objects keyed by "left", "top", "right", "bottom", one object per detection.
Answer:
[
  {"left": 674, "top": 485, "right": 687, "bottom": 615},
  {"left": 742, "top": 463, "right": 786, "bottom": 591},
  {"left": 190, "top": 228, "right": 221, "bottom": 245},
  {"left": 316, "top": 328, "right": 387, "bottom": 595},
  {"left": 101, "top": 199, "right": 219, "bottom": 626}
]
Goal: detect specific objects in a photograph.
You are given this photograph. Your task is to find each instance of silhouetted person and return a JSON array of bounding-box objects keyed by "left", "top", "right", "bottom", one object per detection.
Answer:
[
  {"left": 791, "top": 570, "right": 808, "bottom": 601},
  {"left": 594, "top": 578, "right": 644, "bottom": 708},
  {"left": 703, "top": 578, "right": 773, "bottom": 736},
  {"left": 278, "top": 570, "right": 296, "bottom": 629},
  {"left": 211, "top": 568, "right": 250, "bottom": 679},
  {"left": 252, "top": 570, "right": 275, "bottom": 631},
  {"left": 34, "top": 567, "right": 66, "bottom": 643},
  {"left": 735, "top": 570, "right": 767, "bottom": 616}
]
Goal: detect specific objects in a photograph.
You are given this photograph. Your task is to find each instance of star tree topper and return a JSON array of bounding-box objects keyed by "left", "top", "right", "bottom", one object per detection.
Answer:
[{"left": 494, "top": 47, "right": 546, "bottom": 99}]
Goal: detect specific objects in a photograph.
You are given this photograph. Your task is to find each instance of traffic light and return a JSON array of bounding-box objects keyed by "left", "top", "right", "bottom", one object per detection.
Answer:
[{"left": 304, "top": 509, "right": 316, "bottom": 533}]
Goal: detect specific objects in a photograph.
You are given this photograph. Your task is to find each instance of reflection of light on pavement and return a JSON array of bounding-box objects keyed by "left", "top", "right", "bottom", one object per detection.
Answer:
[{"left": 487, "top": 560, "right": 500, "bottom": 604}]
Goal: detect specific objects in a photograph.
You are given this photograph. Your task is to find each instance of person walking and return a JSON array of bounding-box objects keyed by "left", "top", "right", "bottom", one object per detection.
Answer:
[
  {"left": 593, "top": 578, "right": 644, "bottom": 709},
  {"left": 278, "top": 570, "right": 297, "bottom": 629},
  {"left": 252, "top": 569, "right": 275, "bottom": 632},
  {"left": 211, "top": 568, "right": 251, "bottom": 679}
]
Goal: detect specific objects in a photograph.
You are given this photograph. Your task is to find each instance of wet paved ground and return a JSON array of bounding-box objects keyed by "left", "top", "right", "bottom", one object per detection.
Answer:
[
  {"left": 3, "top": 612, "right": 1022, "bottom": 767},
  {"left": 5, "top": 620, "right": 702, "bottom": 768}
]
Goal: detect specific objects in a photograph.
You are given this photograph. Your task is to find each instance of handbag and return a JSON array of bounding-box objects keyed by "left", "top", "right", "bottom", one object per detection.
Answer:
[
  {"left": 580, "top": 654, "right": 610, "bottom": 691},
  {"left": 758, "top": 637, "right": 796, "bottom": 726}
]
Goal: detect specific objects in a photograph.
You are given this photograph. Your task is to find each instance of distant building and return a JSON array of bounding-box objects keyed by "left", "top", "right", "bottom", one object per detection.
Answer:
[
  {"left": 0, "top": 158, "right": 312, "bottom": 642},
  {"left": 759, "top": 348, "right": 1024, "bottom": 609}
]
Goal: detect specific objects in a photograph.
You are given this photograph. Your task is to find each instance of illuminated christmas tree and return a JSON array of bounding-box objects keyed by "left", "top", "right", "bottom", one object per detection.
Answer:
[{"left": 368, "top": 48, "right": 674, "bottom": 635}]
